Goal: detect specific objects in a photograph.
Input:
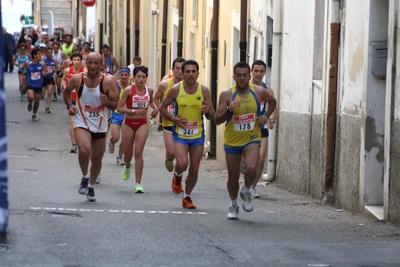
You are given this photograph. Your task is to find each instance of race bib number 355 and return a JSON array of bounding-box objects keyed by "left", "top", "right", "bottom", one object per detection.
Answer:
[{"left": 233, "top": 114, "right": 255, "bottom": 131}]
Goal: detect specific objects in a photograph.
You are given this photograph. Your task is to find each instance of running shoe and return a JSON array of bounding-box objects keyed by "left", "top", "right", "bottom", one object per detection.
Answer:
[
  {"left": 52, "top": 92, "right": 57, "bottom": 102},
  {"left": 165, "top": 157, "right": 174, "bottom": 172},
  {"left": 171, "top": 173, "right": 182, "bottom": 194},
  {"left": 31, "top": 114, "right": 38, "bottom": 121},
  {"left": 95, "top": 174, "right": 101, "bottom": 184},
  {"left": 40, "top": 95, "right": 45, "bottom": 100},
  {"left": 135, "top": 184, "right": 144, "bottom": 193},
  {"left": 116, "top": 156, "right": 125, "bottom": 166},
  {"left": 20, "top": 96, "right": 24, "bottom": 101},
  {"left": 240, "top": 188, "right": 254, "bottom": 212},
  {"left": 122, "top": 163, "right": 132, "bottom": 181},
  {"left": 182, "top": 196, "right": 196, "bottom": 209},
  {"left": 57, "top": 87, "right": 62, "bottom": 95},
  {"left": 78, "top": 177, "right": 89, "bottom": 195},
  {"left": 86, "top": 187, "right": 96, "bottom": 202},
  {"left": 45, "top": 107, "right": 51, "bottom": 113},
  {"left": 250, "top": 186, "right": 260, "bottom": 199},
  {"left": 108, "top": 141, "right": 115, "bottom": 154},
  {"left": 27, "top": 102, "right": 32, "bottom": 112},
  {"left": 227, "top": 205, "right": 239, "bottom": 220},
  {"left": 70, "top": 144, "right": 78, "bottom": 153}
]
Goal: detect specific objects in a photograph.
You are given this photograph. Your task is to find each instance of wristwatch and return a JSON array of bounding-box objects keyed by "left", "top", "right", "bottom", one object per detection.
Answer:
[
  {"left": 225, "top": 106, "right": 233, "bottom": 113},
  {"left": 132, "top": 109, "right": 136, "bottom": 114}
]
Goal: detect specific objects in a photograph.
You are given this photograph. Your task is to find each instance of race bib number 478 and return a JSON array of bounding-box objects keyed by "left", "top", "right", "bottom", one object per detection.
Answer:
[{"left": 233, "top": 114, "right": 255, "bottom": 131}]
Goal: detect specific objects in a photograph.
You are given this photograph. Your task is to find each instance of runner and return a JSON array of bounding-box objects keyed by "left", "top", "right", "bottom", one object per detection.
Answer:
[
  {"left": 20, "top": 48, "right": 49, "bottom": 121},
  {"left": 52, "top": 42, "right": 64, "bottom": 98},
  {"left": 117, "top": 66, "right": 158, "bottom": 193},
  {"left": 101, "top": 44, "right": 119, "bottom": 75},
  {"left": 127, "top": 56, "right": 142, "bottom": 81},
  {"left": 13, "top": 43, "right": 31, "bottom": 101},
  {"left": 63, "top": 52, "right": 118, "bottom": 201},
  {"left": 62, "top": 52, "right": 87, "bottom": 153},
  {"left": 108, "top": 67, "right": 132, "bottom": 166},
  {"left": 159, "top": 59, "right": 215, "bottom": 209},
  {"left": 61, "top": 34, "right": 75, "bottom": 59},
  {"left": 81, "top": 42, "right": 91, "bottom": 62},
  {"left": 214, "top": 61, "right": 276, "bottom": 220},
  {"left": 154, "top": 57, "right": 185, "bottom": 173},
  {"left": 42, "top": 47, "right": 58, "bottom": 113}
]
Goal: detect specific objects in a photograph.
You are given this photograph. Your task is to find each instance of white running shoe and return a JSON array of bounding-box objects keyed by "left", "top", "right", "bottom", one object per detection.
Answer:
[{"left": 227, "top": 205, "right": 239, "bottom": 220}]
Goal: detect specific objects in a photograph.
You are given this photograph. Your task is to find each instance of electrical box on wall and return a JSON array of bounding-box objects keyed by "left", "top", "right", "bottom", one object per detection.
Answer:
[{"left": 371, "top": 41, "right": 387, "bottom": 79}]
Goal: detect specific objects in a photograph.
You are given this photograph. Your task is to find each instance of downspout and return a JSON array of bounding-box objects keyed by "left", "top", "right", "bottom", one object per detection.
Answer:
[
  {"left": 264, "top": 0, "right": 282, "bottom": 182},
  {"left": 323, "top": 19, "right": 340, "bottom": 197},
  {"left": 158, "top": 0, "right": 169, "bottom": 131},
  {"left": 160, "top": 0, "right": 168, "bottom": 79},
  {"left": 126, "top": 0, "right": 131, "bottom": 65},
  {"left": 208, "top": 0, "right": 219, "bottom": 158},
  {"left": 239, "top": 0, "right": 247, "bottom": 62},
  {"left": 177, "top": 0, "right": 184, "bottom": 57},
  {"left": 135, "top": 0, "right": 140, "bottom": 56}
]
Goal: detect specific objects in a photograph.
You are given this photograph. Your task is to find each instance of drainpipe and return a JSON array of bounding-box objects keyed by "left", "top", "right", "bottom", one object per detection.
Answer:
[
  {"left": 208, "top": 0, "right": 219, "bottom": 158},
  {"left": 323, "top": 23, "right": 340, "bottom": 196},
  {"left": 126, "top": 0, "right": 131, "bottom": 65},
  {"left": 177, "top": 0, "right": 184, "bottom": 57},
  {"left": 160, "top": 0, "right": 168, "bottom": 79},
  {"left": 158, "top": 0, "right": 169, "bottom": 131},
  {"left": 264, "top": 0, "right": 282, "bottom": 182},
  {"left": 135, "top": 0, "right": 140, "bottom": 56},
  {"left": 150, "top": 9, "right": 158, "bottom": 89},
  {"left": 239, "top": 0, "right": 247, "bottom": 62}
]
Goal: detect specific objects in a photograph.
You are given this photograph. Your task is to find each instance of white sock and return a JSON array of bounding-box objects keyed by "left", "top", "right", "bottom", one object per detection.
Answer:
[
  {"left": 242, "top": 186, "right": 250, "bottom": 193},
  {"left": 88, "top": 184, "right": 94, "bottom": 188},
  {"left": 83, "top": 174, "right": 89, "bottom": 179},
  {"left": 184, "top": 193, "right": 190, "bottom": 198},
  {"left": 231, "top": 199, "right": 239, "bottom": 206},
  {"left": 175, "top": 172, "right": 183, "bottom": 177}
]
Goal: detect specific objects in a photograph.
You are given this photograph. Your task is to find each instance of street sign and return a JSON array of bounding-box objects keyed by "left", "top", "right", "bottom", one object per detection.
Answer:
[
  {"left": 24, "top": 16, "right": 34, "bottom": 24},
  {"left": 81, "top": 0, "right": 95, "bottom": 7}
]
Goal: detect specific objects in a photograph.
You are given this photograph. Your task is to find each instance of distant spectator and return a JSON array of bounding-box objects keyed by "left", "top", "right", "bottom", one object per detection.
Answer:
[
  {"left": 50, "top": 32, "right": 61, "bottom": 44},
  {"left": 18, "top": 27, "right": 32, "bottom": 45},
  {"left": 3, "top": 27, "right": 15, "bottom": 72},
  {"left": 74, "top": 38, "right": 82, "bottom": 52},
  {"left": 32, "top": 25, "right": 44, "bottom": 44}
]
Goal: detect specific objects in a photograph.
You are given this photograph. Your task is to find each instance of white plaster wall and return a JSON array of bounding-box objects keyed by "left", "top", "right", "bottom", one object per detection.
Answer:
[
  {"left": 279, "top": 0, "right": 315, "bottom": 113},
  {"left": 339, "top": 0, "right": 369, "bottom": 115}
]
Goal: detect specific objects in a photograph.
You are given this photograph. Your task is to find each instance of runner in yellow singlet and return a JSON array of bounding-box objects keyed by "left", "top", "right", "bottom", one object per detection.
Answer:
[
  {"left": 159, "top": 59, "right": 215, "bottom": 209},
  {"left": 214, "top": 61, "right": 276, "bottom": 220},
  {"left": 154, "top": 57, "right": 185, "bottom": 172}
]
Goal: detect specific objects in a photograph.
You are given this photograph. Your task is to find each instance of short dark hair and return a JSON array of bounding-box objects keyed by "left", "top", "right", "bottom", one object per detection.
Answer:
[
  {"left": 172, "top": 57, "right": 185, "bottom": 69},
  {"left": 101, "top": 44, "right": 110, "bottom": 50},
  {"left": 70, "top": 52, "right": 82, "bottom": 61},
  {"left": 31, "top": 48, "right": 40, "bottom": 57},
  {"left": 252, "top": 60, "right": 266, "bottom": 70},
  {"left": 64, "top": 34, "right": 73, "bottom": 39},
  {"left": 233, "top": 62, "right": 251, "bottom": 74},
  {"left": 181, "top": 59, "right": 199, "bottom": 72},
  {"left": 83, "top": 42, "right": 90, "bottom": 47},
  {"left": 133, "top": 56, "right": 142, "bottom": 62},
  {"left": 133, "top": 65, "right": 149, "bottom": 77}
]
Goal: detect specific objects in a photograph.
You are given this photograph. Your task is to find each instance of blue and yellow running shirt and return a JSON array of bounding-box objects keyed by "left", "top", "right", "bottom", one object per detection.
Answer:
[
  {"left": 162, "top": 78, "right": 175, "bottom": 128},
  {"left": 173, "top": 82, "right": 205, "bottom": 139},
  {"left": 224, "top": 84, "right": 262, "bottom": 147}
]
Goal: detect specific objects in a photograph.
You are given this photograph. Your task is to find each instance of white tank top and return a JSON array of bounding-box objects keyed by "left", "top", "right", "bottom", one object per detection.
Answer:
[
  {"left": 52, "top": 50, "right": 63, "bottom": 65},
  {"left": 74, "top": 74, "right": 108, "bottom": 133}
]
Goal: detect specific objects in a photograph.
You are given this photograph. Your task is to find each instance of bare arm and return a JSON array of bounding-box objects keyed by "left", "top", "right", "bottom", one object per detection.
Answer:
[
  {"left": 201, "top": 86, "right": 215, "bottom": 120},
  {"left": 257, "top": 85, "right": 277, "bottom": 126},
  {"left": 63, "top": 74, "right": 81, "bottom": 115},
  {"left": 159, "top": 84, "right": 187, "bottom": 128},
  {"left": 100, "top": 76, "right": 118, "bottom": 110},
  {"left": 111, "top": 56, "right": 120, "bottom": 75},
  {"left": 116, "top": 87, "right": 132, "bottom": 114},
  {"left": 153, "top": 80, "right": 167, "bottom": 108},
  {"left": 62, "top": 68, "right": 70, "bottom": 88},
  {"left": 214, "top": 88, "right": 233, "bottom": 125}
]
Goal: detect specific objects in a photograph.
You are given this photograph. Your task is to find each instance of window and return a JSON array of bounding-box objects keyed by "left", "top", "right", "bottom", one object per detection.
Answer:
[{"left": 192, "top": 0, "right": 198, "bottom": 25}]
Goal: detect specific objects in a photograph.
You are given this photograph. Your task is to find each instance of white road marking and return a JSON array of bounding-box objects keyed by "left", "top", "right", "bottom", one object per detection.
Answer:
[{"left": 30, "top": 207, "right": 208, "bottom": 215}]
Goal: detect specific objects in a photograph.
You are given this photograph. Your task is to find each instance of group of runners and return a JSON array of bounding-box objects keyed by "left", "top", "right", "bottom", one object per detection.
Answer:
[{"left": 12, "top": 36, "right": 278, "bottom": 219}]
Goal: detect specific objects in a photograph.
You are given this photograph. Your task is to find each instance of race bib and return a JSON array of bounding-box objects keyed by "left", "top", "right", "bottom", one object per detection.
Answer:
[
  {"left": 31, "top": 72, "right": 41, "bottom": 80},
  {"left": 132, "top": 95, "right": 150, "bottom": 109},
  {"left": 105, "top": 65, "right": 110, "bottom": 73},
  {"left": 47, "top": 66, "right": 54, "bottom": 72},
  {"left": 84, "top": 104, "right": 104, "bottom": 118},
  {"left": 233, "top": 114, "right": 255, "bottom": 131},
  {"left": 178, "top": 121, "right": 198, "bottom": 136},
  {"left": 167, "top": 105, "right": 175, "bottom": 115}
]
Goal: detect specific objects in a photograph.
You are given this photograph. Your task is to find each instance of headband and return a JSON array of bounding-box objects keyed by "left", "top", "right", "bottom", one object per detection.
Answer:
[{"left": 119, "top": 68, "right": 130, "bottom": 74}]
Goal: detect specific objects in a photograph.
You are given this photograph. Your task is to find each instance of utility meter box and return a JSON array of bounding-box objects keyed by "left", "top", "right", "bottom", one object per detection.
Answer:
[{"left": 371, "top": 41, "right": 387, "bottom": 79}]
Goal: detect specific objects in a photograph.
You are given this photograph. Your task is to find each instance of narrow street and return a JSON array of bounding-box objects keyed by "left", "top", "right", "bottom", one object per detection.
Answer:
[{"left": 2, "top": 72, "right": 400, "bottom": 267}]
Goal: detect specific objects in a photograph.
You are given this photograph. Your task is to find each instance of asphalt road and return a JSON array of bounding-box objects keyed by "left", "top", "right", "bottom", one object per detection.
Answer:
[{"left": 1, "top": 72, "right": 400, "bottom": 267}]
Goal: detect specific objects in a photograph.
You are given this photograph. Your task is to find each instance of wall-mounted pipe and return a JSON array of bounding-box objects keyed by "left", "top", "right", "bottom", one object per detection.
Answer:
[
  {"left": 239, "top": 0, "right": 247, "bottom": 62},
  {"left": 177, "top": 0, "right": 184, "bottom": 57}
]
